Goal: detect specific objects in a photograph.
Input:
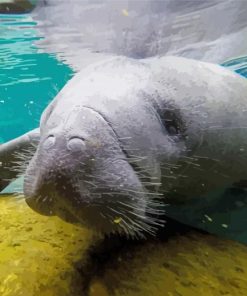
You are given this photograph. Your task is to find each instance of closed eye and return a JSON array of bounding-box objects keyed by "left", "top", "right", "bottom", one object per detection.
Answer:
[
  {"left": 161, "top": 109, "right": 186, "bottom": 137},
  {"left": 165, "top": 119, "right": 180, "bottom": 135}
]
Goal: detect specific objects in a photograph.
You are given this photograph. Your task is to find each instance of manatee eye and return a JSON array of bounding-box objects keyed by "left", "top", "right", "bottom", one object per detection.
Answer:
[
  {"left": 165, "top": 119, "right": 180, "bottom": 135},
  {"left": 161, "top": 108, "right": 185, "bottom": 137},
  {"left": 157, "top": 105, "right": 187, "bottom": 138}
]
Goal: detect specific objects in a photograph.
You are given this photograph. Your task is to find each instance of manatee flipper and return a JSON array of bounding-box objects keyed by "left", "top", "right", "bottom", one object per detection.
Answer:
[{"left": 0, "top": 128, "right": 40, "bottom": 192}]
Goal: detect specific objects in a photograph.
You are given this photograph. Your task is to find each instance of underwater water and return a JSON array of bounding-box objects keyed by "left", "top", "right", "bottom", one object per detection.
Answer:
[
  {"left": 0, "top": 13, "right": 247, "bottom": 143},
  {"left": 1, "top": 5, "right": 247, "bottom": 295},
  {"left": 1, "top": 13, "right": 247, "bottom": 245},
  {"left": 221, "top": 56, "right": 247, "bottom": 78},
  {"left": 0, "top": 13, "right": 246, "bottom": 143},
  {"left": 0, "top": 13, "right": 73, "bottom": 144}
]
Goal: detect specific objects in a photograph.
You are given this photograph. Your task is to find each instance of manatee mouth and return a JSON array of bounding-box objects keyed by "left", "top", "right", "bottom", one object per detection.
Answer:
[
  {"left": 24, "top": 175, "right": 79, "bottom": 222},
  {"left": 23, "top": 143, "right": 164, "bottom": 237},
  {"left": 24, "top": 172, "right": 163, "bottom": 238},
  {"left": 24, "top": 174, "right": 104, "bottom": 227},
  {"left": 25, "top": 188, "right": 141, "bottom": 237}
]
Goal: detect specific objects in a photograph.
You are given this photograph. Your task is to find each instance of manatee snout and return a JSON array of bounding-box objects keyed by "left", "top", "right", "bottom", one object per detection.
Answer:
[
  {"left": 23, "top": 126, "right": 159, "bottom": 237},
  {"left": 24, "top": 132, "right": 94, "bottom": 213}
]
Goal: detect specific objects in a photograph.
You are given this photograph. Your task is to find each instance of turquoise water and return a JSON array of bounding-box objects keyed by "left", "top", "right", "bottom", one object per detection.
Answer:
[
  {"left": 0, "top": 14, "right": 73, "bottom": 143},
  {"left": 221, "top": 56, "right": 247, "bottom": 78}
]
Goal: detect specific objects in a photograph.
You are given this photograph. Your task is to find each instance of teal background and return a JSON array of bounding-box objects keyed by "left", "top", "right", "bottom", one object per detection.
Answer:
[{"left": 0, "top": 14, "right": 73, "bottom": 143}]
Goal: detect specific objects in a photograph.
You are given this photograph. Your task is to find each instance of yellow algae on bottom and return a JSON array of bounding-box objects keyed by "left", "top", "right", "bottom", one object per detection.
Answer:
[
  {"left": 89, "top": 280, "right": 110, "bottom": 296},
  {"left": 0, "top": 195, "right": 94, "bottom": 296},
  {"left": 96, "top": 232, "right": 247, "bottom": 296},
  {"left": 1, "top": 194, "right": 247, "bottom": 296}
]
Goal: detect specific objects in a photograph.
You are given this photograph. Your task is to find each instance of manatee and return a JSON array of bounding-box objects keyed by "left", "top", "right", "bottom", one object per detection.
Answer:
[{"left": 1, "top": 55, "right": 247, "bottom": 238}]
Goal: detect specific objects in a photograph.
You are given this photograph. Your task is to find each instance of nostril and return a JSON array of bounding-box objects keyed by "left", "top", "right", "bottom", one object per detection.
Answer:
[
  {"left": 67, "top": 137, "right": 86, "bottom": 152},
  {"left": 43, "top": 135, "right": 56, "bottom": 149}
]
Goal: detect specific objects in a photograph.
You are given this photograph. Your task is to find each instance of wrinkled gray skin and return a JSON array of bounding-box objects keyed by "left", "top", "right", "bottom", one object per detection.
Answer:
[{"left": 1, "top": 56, "right": 247, "bottom": 237}]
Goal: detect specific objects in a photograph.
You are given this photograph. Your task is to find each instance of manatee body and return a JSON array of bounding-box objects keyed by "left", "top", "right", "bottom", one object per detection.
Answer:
[{"left": 1, "top": 56, "right": 247, "bottom": 237}]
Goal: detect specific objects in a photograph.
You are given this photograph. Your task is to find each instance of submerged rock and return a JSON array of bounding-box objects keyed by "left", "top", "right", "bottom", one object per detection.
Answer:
[
  {"left": 0, "top": 195, "right": 94, "bottom": 296},
  {"left": 93, "top": 233, "right": 247, "bottom": 296},
  {"left": 0, "top": 194, "right": 247, "bottom": 295},
  {"left": 0, "top": 0, "right": 37, "bottom": 14}
]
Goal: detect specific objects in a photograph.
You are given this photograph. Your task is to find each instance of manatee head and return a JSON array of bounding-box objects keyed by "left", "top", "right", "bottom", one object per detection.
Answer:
[{"left": 24, "top": 103, "right": 163, "bottom": 238}]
